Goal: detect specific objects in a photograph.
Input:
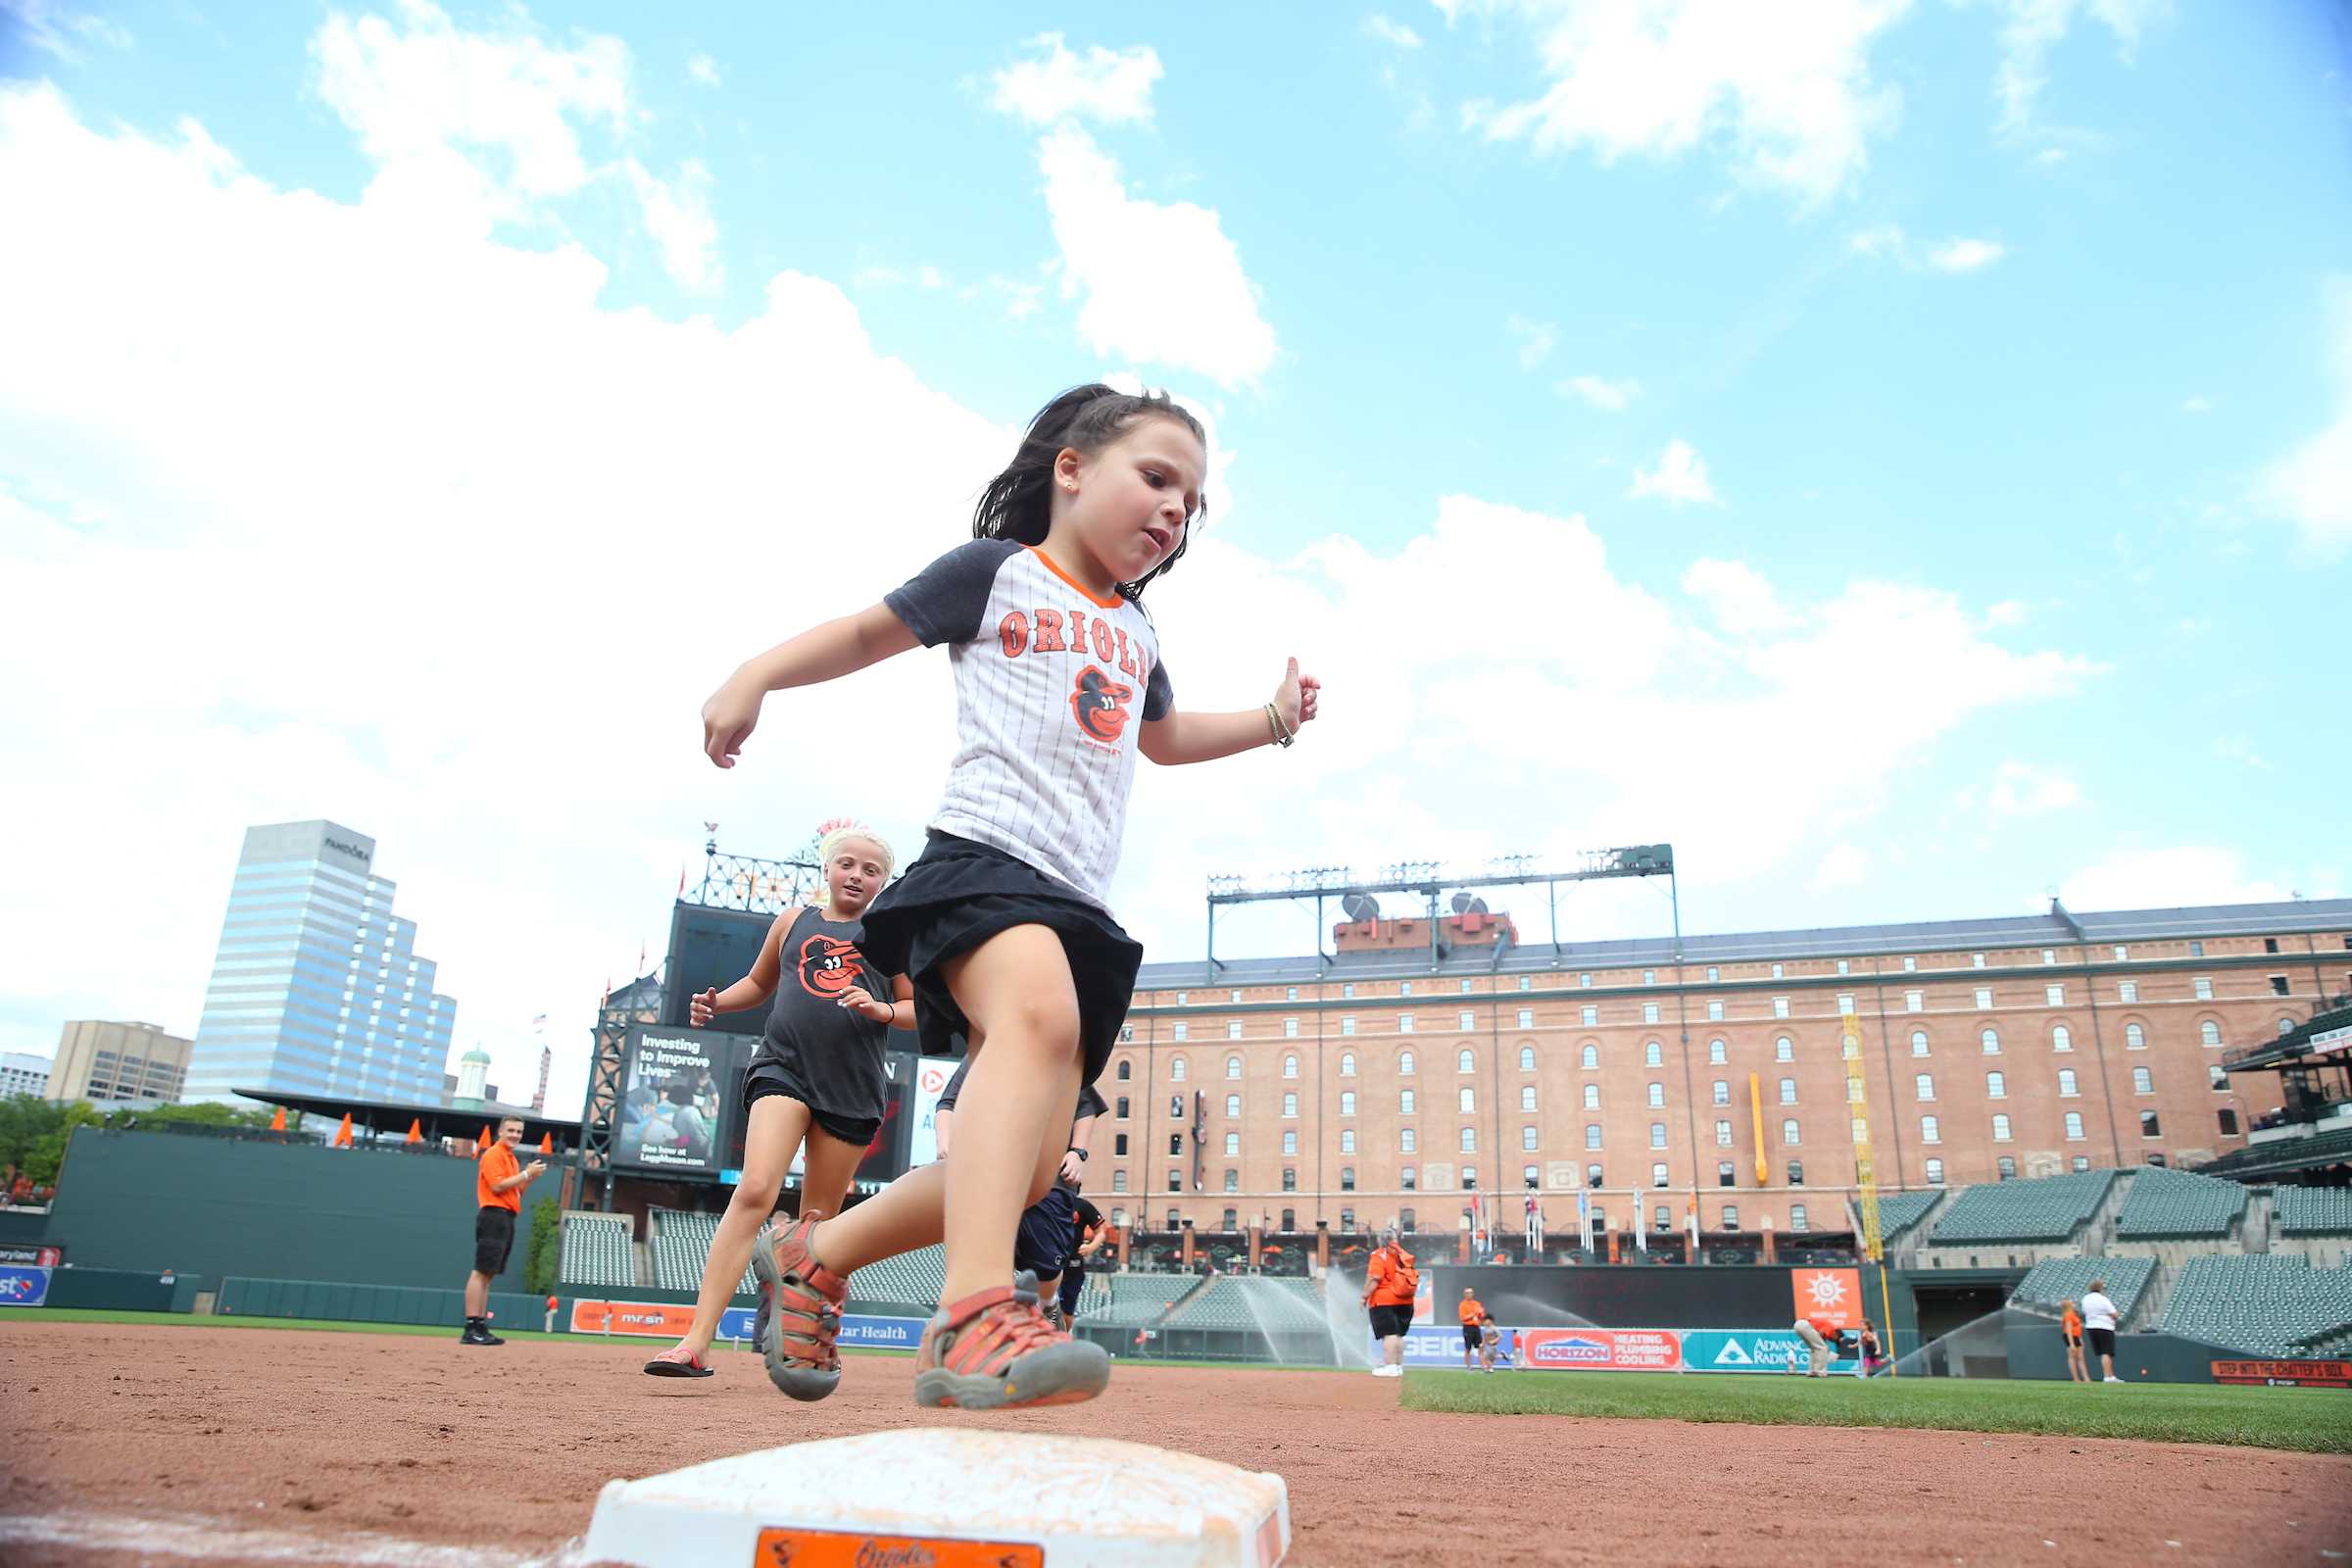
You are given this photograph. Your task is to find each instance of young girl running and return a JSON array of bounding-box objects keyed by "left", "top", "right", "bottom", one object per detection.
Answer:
[
  {"left": 700, "top": 384, "right": 1319, "bottom": 1410},
  {"left": 642, "top": 821, "right": 913, "bottom": 1390}
]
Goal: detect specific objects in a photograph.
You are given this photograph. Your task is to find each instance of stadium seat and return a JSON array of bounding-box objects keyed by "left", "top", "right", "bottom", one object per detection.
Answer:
[
  {"left": 2010, "top": 1256, "right": 2156, "bottom": 1323},
  {"left": 2113, "top": 1167, "right": 2246, "bottom": 1240},
  {"left": 1159, "top": 1276, "right": 1325, "bottom": 1333},
  {"left": 2156, "top": 1253, "right": 2352, "bottom": 1357},
  {"left": 1861, "top": 1190, "right": 1942, "bottom": 1245},
  {"left": 647, "top": 1208, "right": 754, "bottom": 1296},
  {"left": 558, "top": 1210, "right": 636, "bottom": 1290},
  {"left": 1927, "top": 1169, "right": 2116, "bottom": 1246},
  {"left": 2277, "top": 1187, "right": 2352, "bottom": 1237}
]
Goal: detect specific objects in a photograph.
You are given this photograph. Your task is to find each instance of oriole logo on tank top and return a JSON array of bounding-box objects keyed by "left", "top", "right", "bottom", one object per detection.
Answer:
[{"left": 797, "top": 932, "right": 865, "bottom": 1000}]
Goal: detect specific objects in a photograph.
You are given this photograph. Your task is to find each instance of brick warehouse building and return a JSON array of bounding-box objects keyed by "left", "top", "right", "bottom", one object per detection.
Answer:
[{"left": 1083, "top": 898, "right": 2352, "bottom": 1244}]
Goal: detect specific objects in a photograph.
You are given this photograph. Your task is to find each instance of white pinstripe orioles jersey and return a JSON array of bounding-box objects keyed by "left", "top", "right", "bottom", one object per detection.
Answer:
[{"left": 885, "top": 539, "right": 1174, "bottom": 908}]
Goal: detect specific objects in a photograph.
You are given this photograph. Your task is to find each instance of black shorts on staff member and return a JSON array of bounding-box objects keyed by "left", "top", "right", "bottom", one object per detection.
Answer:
[
  {"left": 473, "top": 1206, "right": 515, "bottom": 1275},
  {"left": 1368, "top": 1304, "right": 1414, "bottom": 1341},
  {"left": 2086, "top": 1325, "right": 2117, "bottom": 1359},
  {"left": 1462, "top": 1323, "right": 1483, "bottom": 1353}
]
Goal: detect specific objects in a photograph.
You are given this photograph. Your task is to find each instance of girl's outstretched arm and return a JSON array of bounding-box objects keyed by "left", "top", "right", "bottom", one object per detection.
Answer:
[
  {"left": 1139, "top": 656, "right": 1320, "bottom": 766},
  {"left": 703, "top": 602, "right": 919, "bottom": 768}
]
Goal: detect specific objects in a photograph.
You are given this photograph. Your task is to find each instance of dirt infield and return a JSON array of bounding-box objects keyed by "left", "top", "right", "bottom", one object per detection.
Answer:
[{"left": 3, "top": 1322, "right": 2348, "bottom": 1567}]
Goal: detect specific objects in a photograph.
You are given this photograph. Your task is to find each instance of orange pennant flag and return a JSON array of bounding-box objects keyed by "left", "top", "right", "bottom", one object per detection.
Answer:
[
  {"left": 538, "top": 1132, "right": 553, "bottom": 1154},
  {"left": 333, "top": 1112, "right": 354, "bottom": 1149},
  {"left": 405, "top": 1119, "right": 423, "bottom": 1145},
  {"left": 269, "top": 1106, "right": 286, "bottom": 1133},
  {"left": 476, "top": 1125, "right": 492, "bottom": 1150}
]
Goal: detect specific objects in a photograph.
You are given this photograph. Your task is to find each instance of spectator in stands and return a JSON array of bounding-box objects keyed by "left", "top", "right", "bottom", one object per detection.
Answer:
[
  {"left": 2080, "top": 1279, "right": 2123, "bottom": 1383},
  {"left": 2061, "top": 1298, "right": 2087, "bottom": 1383},
  {"left": 1789, "top": 1314, "right": 1838, "bottom": 1377},
  {"left": 462, "top": 1116, "right": 544, "bottom": 1347},
  {"left": 1456, "top": 1286, "right": 1485, "bottom": 1368},
  {"left": 1363, "top": 1226, "right": 1418, "bottom": 1378}
]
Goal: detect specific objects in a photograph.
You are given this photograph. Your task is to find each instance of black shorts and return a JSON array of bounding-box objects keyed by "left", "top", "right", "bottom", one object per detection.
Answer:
[
  {"left": 1015, "top": 1185, "right": 1078, "bottom": 1282},
  {"left": 858, "top": 833, "right": 1143, "bottom": 1085},
  {"left": 745, "top": 1067, "right": 882, "bottom": 1149},
  {"left": 473, "top": 1206, "right": 515, "bottom": 1276},
  {"left": 1462, "top": 1324, "right": 1483, "bottom": 1352},
  {"left": 1369, "top": 1304, "right": 1414, "bottom": 1341},
  {"left": 2064, "top": 1332, "right": 2082, "bottom": 1348},
  {"left": 2086, "top": 1326, "right": 2116, "bottom": 1358}
]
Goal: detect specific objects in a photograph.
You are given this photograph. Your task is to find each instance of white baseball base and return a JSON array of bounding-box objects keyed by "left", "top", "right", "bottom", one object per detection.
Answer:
[{"left": 583, "top": 1427, "right": 1291, "bottom": 1568}]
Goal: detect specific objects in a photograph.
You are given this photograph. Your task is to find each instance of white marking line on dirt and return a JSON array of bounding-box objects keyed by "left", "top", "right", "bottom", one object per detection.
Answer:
[{"left": 0, "top": 1510, "right": 584, "bottom": 1566}]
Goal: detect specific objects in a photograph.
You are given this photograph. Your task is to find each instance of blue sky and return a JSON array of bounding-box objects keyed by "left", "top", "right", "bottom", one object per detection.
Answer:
[{"left": 0, "top": 0, "right": 2343, "bottom": 1110}]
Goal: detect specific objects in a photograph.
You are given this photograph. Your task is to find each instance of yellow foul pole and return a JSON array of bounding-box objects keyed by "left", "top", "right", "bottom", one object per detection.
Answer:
[{"left": 1840, "top": 1009, "right": 1894, "bottom": 1376}]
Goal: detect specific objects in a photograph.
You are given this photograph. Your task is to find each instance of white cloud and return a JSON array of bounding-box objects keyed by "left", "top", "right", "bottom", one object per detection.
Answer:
[
  {"left": 1984, "top": 599, "right": 2028, "bottom": 626},
  {"left": 1, "top": 0, "right": 132, "bottom": 61},
  {"left": 1560, "top": 373, "right": 1639, "bottom": 411},
  {"left": 1925, "top": 236, "right": 2005, "bottom": 273},
  {"left": 1990, "top": 0, "right": 2165, "bottom": 139},
  {"left": 310, "top": 1, "right": 718, "bottom": 287},
  {"left": 2213, "top": 737, "right": 2270, "bottom": 771},
  {"left": 1682, "top": 557, "right": 1792, "bottom": 634},
  {"left": 1455, "top": 0, "right": 1914, "bottom": 207},
  {"left": 989, "top": 32, "right": 1162, "bottom": 126},
  {"left": 2257, "top": 279, "right": 2352, "bottom": 552},
  {"left": 0, "top": 76, "right": 2101, "bottom": 1115},
  {"left": 687, "top": 52, "right": 720, "bottom": 87},
  {"left": 1809, "top": 842, "right": 1869, "bottom": 891},
  {"left": 1986, "top": 761, "right": 2080, "bottom": 817},
  {"left": 1851, "top": 223, "right": 2007, "bottom": 273},
  {"left": 2059, "top": 847, "right": 2302, "bottom": 913},
  {"left": 2180, "top": 394, "right": 2212, "bottom": 414},
  {"left": 1630, "top": 438, "right": 1717, "bottom": 504},
  {"left": 624, "top": 156, "right": 721, "bottom": 291},
  {"left": 1365, "top": 14, "right": 1425, "bottom": 47},
  {"left": 1506, "top": 314, "right": 1557, "bottom": 369},
  {"left": 1034, "top": 122, "right": 1277, "bottom": 388}
]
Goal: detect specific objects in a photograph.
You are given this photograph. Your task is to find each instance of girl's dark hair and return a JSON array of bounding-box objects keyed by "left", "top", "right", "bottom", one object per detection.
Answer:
[{"left": 972, "top": 383, "right": 1208, "bottom": 601}]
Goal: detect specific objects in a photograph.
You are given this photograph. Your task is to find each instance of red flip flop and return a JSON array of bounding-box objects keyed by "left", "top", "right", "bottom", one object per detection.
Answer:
[{"left": 642, "top": 1346, "right": 714, "bottom": 1378}]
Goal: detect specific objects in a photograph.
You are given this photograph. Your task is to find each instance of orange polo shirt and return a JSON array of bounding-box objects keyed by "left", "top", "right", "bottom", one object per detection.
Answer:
[
  {"left": 1457, "top": 1296, "right": 1484, "bottom": 1326},
  {"left": 2061, "top": 1306, "right": 2082, "bottom": 1338},
  {"left": 477, "top": 1142, "right": 521, "bottom": 1212},
  {"left": 1367, "top": 1245, "right": 1418, "bottom": 1308}
]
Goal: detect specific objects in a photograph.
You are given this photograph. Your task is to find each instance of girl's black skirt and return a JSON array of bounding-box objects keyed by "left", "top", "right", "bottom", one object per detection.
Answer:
[{"left": 857, "top": 831, "right": 1141, "bottom": 1082}]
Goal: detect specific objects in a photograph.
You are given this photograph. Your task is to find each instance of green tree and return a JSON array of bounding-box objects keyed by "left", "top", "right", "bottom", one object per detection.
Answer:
[
  {"left": 524, "top": 1196, "right": 562, "bottom": 1296},
  {"left": 0, "top": 1094, "right": 65, "bottom": 1176},
  {"left": 25, "top": 1102, "right": 104, "bottom": 1187}
]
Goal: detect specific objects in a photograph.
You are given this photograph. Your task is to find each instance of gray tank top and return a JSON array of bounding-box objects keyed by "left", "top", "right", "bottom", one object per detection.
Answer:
[{"left": 750, "top": 906, "right": 893, "bottom": 1118}]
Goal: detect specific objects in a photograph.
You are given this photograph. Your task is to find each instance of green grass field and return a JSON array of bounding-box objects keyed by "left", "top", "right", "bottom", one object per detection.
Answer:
[{"left": 1402, "top": 1368, "right": 2352, "bottom": 1454}]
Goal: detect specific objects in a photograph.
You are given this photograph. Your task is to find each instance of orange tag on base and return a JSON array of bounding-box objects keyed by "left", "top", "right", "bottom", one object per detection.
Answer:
[{"left": 754, "top": 1526, "right": 1046, "bottom": 1567}]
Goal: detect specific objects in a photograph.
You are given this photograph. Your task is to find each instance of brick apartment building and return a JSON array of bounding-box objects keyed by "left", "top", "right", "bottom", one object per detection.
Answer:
[{"left": 1083, "top": 898, "right": 2352, "bottom": 1245}]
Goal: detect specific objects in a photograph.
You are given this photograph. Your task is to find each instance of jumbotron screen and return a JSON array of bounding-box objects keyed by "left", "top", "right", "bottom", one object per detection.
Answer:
[{"left": 613, "top": 1022, "right": 918, "bottom": 1188}]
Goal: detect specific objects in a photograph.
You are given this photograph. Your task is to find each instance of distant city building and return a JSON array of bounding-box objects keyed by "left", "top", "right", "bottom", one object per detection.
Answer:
[
  {"left": 182, "top": 821, "right": 456, "bottom": 1105},
  {"left": 0, "top": 1051, "right": 53, "bottom": 1100},
  {"left": 47, "top": 1022, "right": 190, "bottom": 1103},
  {"left": 443, "top": 1069, "right": 502, "bottom": 1104}
]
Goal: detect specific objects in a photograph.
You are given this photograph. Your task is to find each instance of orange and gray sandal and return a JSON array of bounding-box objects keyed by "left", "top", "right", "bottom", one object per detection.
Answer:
[
  {"left": 750, "top": 1214, "right": 847, "bottom": 1401},
  {"left": 641, "top": 1345, "right": 714, "bottom": 1378},
  {"left": 912, "top": 1274, "right": 1109, "bottom": 1410}
]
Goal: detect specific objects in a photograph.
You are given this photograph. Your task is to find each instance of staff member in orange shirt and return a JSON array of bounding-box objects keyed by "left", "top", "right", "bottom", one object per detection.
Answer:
[
  {"left": 2061, "top": 1298, "right": 2088, "bottom": 1384},
  {"left": 1362, "top": 1226, "right": 1418, "bottom": 1379},
  {"left": 1790, "top": 1313, "right": 1840, "bottom": 1377},
  {"left": 1456, "top": 1286, "right": 1485, "bottom": 1369},
  {"left": 463, "top": 1117, "right": 546, "bottom": 1348}
]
